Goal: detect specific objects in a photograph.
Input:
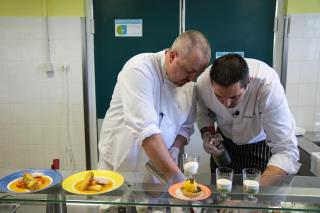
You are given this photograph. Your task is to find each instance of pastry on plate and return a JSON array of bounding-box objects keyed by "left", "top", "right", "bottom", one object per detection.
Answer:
[
  {"left": 181, "top": 178, "right": 202, "bottom": 197},
  {"left": 76, "top": 171, "right": 111, "bottom": 192}
]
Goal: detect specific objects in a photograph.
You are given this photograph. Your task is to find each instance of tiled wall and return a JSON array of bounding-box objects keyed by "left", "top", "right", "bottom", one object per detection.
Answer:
[
  {"left": 286, "top": 14, "right": 320, "bottom": 132},
  {"left": 0, "top": 17, "right": 86, "bottom": 170}
]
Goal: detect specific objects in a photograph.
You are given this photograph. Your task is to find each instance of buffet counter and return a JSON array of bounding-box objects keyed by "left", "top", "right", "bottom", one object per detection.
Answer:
[{"left": 0, "top": 169, "right": 320, "bottom": 212}]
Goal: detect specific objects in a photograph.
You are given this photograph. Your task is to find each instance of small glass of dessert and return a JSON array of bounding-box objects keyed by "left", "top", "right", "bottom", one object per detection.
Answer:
[
  {"left": 182, "top": 153, "right": 199, "bottom": 179},
  {"left": 216, "top": 167, "right": 233, "bottom": 200},
  {"left": 242, "top": 168, "right": 261, "bottom": 202}
]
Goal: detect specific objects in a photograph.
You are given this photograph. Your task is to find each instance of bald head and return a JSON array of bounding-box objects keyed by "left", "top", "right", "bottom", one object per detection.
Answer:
[
  {"left": 170, "top": 30, "right": 211, "bottom": 62},
  {"left": 165, "top": 30, "right": 211, "bottom": 87}
]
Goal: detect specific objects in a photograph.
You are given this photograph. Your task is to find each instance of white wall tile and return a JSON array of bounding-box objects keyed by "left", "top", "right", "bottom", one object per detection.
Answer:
[
  {"left": 287, "top": 38, "right": 304, "bottom": 61},
  {"left": 41, "top": 104, "right": 67, "bottom": 125},
  {"left": 0, "top": 83, "right": 10, "bottom": 103},
  {"left": 316, "top": 85, "right": 320, "bottom": 106},
  {"left": 21, "top": 39, "right": 48, "bottom": 61},
  {"left": 8, "top": 125, "right": 41, "bottom": 145},
  {"left": 286, "top": 61, "right": 300, "bottom": 83},
  {"left": 0, "top": 124, "right": 10, "bottom": 144},
  {"left": 69, "top": 84, "right": 84, "bottom": 104},
  {"left": 289, "top": 14, "right": 305, "bottom": 38},
  {"left": 286, "top": 83, "right": 299, "bottom": 106},
  {"left": 26, "top": 145, "right": 45, "bottom": 169},
  {"left": 51, "top": 39, "right": 82, "bottom": 62},
  {"left": 304, "top": 14, "right": 320, "bottom": 37},
  {"left": 68, "top": 62, "right": 82, "bottom": 83},
  {"left": 4, "top": 40, "right": 23, "bottom": 61},
  {"left": 0, "top": 62, "right": 9, "bottom": 82},
  {"left": 0, "top": 104, "right": 10, "bottom": 123},
  {"left": 70, "top": 125, "right": 85, "bottom": 146},
  {"left": 6, "top": 61, "right": 26, "bottom": 82},
  {"left": 314, "top": 108, "right": 320, "bottom": 132},
  {"left": 11, "top": 104, "right": 43, "bottom": 124},
  {"left": 8, "top": 83, "right": 27, "bottom": 103},
  {"left": 43, "top": 144, "right": 63, "bottom": 169},
  {"left": 302, "top": 38, "right": 320, "bottom": 61},
  {"left": 0, "top": 17, "right": 85, "bottom": 170},
  {"left": 298, "top": 84, "right": 317, "bottom": 106},
  {"left": 70, "top": 105, "right": 84, "bottom": 125},
  {"left": 0, "top": 41, "right": 6, "bottom": 60},
  {"left": 1, "top": 18, "right": 25, "bottom": 40},
  {"left": 0, "top": 144, "right": 16, "bottom": 168},
  {"left": 72, "top": 144, "right": 86, "bottom": 167},
  {"left": 295, "top": 106, "right": 315, "bottom": 131},
  {"left": 14, "top": 145, "right": 33, "bottom": 168},
  {"left": 23, "top": 17, "right": 47, "bottom": 40},
  {"left": 49, "top": 17, "right": 82, "bottom": 40},
  {"left": 40, "top": 126, "right": 65, "bottom": 145},
  {"left": 22, "top": 62, "right": 45, "bottom": 82},
  {"left": 299, "top": 62, "right": 320, "bottom": 83}
]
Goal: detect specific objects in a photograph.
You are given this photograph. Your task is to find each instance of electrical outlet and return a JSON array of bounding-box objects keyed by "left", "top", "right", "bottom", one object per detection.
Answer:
[{"left": 44, "top": 63, "right": 54, "bottom": 78}]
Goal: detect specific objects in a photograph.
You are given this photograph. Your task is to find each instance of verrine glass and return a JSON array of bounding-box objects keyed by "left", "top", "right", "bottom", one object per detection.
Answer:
[
  {"left": 216, "top": 167, "right": 233, "bottom": 200},
  {"left": 182, "top": 153, "right": 199, "bottom": 179},
  {"left": 242, "top": 168, "right": 261, "bottom": 202}
]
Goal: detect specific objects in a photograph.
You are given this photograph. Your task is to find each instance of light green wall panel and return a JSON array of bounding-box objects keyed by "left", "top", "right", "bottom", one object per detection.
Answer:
[
  {"left": 287, "top": 0, "right": 320, "bottom": 14},
  {"left": 0, "top": 0, "right": 85, "bottom": 16}
]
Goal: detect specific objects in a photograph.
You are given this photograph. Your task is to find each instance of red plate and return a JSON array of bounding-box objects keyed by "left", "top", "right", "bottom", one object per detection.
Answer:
[{"left": 168, "top": 182, "right": 211, "bottom": 201}]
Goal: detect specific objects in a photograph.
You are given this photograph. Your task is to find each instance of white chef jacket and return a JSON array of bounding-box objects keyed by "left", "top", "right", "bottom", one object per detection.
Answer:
[
  {"left": 196, "top": 58, "right": 301, "bottom": 174},
  {"left": 98, "top": 50, "right": 196, "bottom": 175}
]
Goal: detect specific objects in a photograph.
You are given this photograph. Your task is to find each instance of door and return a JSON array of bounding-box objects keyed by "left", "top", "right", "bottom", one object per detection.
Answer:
[
  {"left": 185, "top": 0, "right": 276, "bottom": 65},
  {"left": 93, "top": 0, "right": 180, "bottom": 118}
]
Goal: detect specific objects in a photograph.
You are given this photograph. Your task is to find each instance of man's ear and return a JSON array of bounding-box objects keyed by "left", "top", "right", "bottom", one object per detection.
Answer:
[{"left": 169, "top": 50, "right": 177, "bottom": 63}]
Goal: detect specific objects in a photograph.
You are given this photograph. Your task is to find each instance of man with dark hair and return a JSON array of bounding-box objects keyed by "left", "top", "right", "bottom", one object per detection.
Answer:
[
  {"left": 196, "top": 54, "right": 300, "bottom": 179},
  {"left": 98, "top": 30, "right": 211, "bottom": 183}
]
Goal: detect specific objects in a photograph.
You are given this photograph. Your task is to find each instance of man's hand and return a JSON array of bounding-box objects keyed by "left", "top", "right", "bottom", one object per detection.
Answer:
[{"left": 202, "top": 132, "right": 224, "bottom": 155}]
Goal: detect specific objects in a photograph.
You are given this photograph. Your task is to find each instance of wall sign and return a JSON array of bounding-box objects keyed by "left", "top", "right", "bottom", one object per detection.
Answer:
[{"left": 114, "top": 19, "right": 143, "bottom": 37}]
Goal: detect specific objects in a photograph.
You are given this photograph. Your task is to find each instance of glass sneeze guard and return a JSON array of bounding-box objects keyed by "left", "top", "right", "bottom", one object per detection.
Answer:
[{"left": 0, "top": 169, "right": 320, "bottom": 212}]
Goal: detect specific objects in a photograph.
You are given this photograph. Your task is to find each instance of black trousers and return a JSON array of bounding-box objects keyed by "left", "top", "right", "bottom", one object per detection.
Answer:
[{"left": 210, "top": 131, "right": 272, "bottom": 174}]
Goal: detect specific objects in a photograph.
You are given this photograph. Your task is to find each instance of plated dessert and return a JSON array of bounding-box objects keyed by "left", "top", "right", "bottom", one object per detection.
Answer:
[
  {"left": 10, "top": 172, "right": 52, "bottom": 192},
  {"left": 181, "top": 178, "right": 203, "bottom": 197},
  {"left": 168, "top": 178, "right": 211, "bottom": 201},
  {"left": 0, "top": 169, "right": 62, "bottom": 193},
  {"left": 74, "top": 171, "right": 112, "bottom": 193},
  {"left": 62, "top": 170, "right": 124, "bottom": 195}
]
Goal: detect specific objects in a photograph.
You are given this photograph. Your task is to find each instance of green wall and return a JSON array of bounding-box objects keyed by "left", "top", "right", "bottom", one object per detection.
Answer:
[
  {"left": 0, "top": 0, "right": 85, "bottom": 16},
  {"left": 286, "top": 0, "right": 320, "bottom": 14},
  {"left": 94, "top": 0, "right": 180, "bottom": 118}
]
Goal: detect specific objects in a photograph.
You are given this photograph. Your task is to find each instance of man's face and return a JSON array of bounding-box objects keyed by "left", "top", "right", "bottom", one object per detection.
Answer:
[
  {"left": 212, "top": 82, "right": 246, "bottom": 108},
  {"left": 166, "top": 49, "right": 209, "bottom": 87}
]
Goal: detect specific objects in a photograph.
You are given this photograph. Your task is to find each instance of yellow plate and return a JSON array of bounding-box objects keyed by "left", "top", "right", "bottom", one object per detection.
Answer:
[{"left": 62, "top": 170, "right": 124, "bottom": 195}]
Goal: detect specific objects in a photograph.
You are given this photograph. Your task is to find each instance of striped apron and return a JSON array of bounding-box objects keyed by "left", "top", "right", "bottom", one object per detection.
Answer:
[{"left": 210, "top": 130, "right": 272, "bottom": 174}]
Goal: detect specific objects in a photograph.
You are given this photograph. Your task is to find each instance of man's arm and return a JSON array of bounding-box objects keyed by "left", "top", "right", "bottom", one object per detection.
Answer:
[
  {"left": 263, "top": 165, "right": 286, "bottom": 176},
  {"left": 261, "top": 165, "right": 287, "bottom": 187},
  {"left": 260, "top": 71, "right": 300, "bottom": 175},
  {"left": 142, "top": 134, "right": 183, "bottom": 180}
]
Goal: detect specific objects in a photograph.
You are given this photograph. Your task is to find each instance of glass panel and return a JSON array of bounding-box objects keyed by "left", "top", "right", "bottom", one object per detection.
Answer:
[{"left": 1, "top": 170, "right": 320, "bottom": 211}]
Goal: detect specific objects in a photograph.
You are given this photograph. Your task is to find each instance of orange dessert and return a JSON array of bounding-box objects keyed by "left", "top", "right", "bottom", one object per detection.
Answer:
[
  {"left": 10, "top": 172, "right": 51, "bottom": 192},
  {"left": 74, "top": 171, "right": 112, "bottom": 193},
  {"left": 181, "top": 178, "right": 202, "bottom": 197}
]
